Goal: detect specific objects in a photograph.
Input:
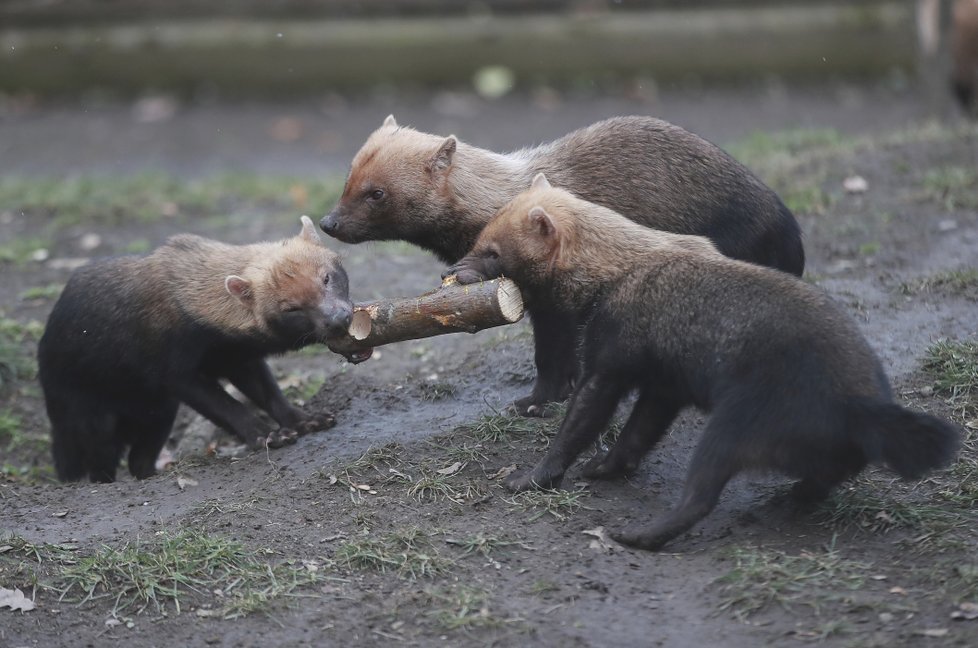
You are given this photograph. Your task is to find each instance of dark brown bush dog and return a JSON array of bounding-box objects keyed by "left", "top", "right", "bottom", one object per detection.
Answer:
[
  {"left": 457, "top": 174, "right": 960, "bottom": 551},
  {"left": 39, "top": 217, "right": 351, "bottom": 482}
]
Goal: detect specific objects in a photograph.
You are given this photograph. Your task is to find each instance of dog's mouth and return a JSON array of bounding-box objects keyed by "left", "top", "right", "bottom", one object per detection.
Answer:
[{"left": 346, "top": 348, "right": 374, "bottom": 364}]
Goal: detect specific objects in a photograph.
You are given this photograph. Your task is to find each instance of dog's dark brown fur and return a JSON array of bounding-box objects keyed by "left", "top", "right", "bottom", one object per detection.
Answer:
[
  {"left": 459, "top": 175, "right": 960, "bottom": 551},
  {"left": 38, "top": 217, "right": 352, "bottom": 482},
  {"left": 952, "top": 0, "right": 978, "bottom": 113},
  {"left": 323, "top": 115, "right": 805, "bottom": 415}
]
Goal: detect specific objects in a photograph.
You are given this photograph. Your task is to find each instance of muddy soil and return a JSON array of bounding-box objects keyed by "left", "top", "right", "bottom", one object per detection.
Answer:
[{"left": 1, "top": 84, "right": 977, "bottom": 647}]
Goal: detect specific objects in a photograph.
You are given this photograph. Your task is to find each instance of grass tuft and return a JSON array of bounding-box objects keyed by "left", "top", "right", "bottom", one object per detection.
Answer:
[
  {"left": 54, "top": 530, "right": 321, "bottom": 618},
  {"left": 426, "top": 585, "right": 513, "bottom": 630},
  {"left": 0, "top": 318, "right": 43, "bottom": 392},
  {"left": 921, "top": 165, "right": 978, "bottom": 211},
  {"left": 453, "top": 413, "right": 542, "bottom": 444},
  {"left": 924, "top": 339, "right": 978, "bottom": 420},
  {"left": 335, "top": 528, "right": 450, "bottom": 579},
  {"left": 502, "top": 486, "right": 589, "bottom": 522},
  {"left": 817, "top": 483, "right": 968, "bottom": 549},
  {"left": 715, "top": 542, "right": 870, "bottom": 620},
  {"left": 900, "top": 268, "right": 978, "bottom": 299},
  {"left": 0, "top": 173, "right": 344, "bottom": 228}
]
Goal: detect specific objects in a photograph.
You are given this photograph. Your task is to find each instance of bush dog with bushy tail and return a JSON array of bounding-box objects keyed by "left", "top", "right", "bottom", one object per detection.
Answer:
[
  {"left": 322, "top": 115, "right": 804, "bottom": 416},
  {"left": 39, "top": 217, "right": 351, "bottom": 483},
  {"left": 455, "top": 174, "right": 960, "bottom": 551}
]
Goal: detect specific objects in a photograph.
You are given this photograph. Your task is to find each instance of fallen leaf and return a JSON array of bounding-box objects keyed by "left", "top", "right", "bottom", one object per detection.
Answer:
[
  {"left": 0, "top": 587, "right": 35, "bottom": 612},
  {"left": 436, "top": 461, "right": 463, "bottom": 476},
  {"left": 326, "top": 475, "right": 338, "bottom": 485},
  {"left": 914, "top": 628, "right": 948, "bottom": 637},
  {"left": 176, "top": 476, "right": 198, "bottom": 490},
  {"left": 489, "top": 464, "right": 517, "bottom": 480},
  {"left": 582, "top": 526, "right": 617, "bottom": 553},
  {"left": 0, "top": 546, "right": 12, "bottom": 554},
  {"left": 951, "top": 602, "right": 978, "bottom": 621},
  {"left": 196, "top": 608, "right": 219, "bottom": 618},
  {"left": 843, "top": 175, "right": 868, "bottom": 193},
  {"left": 52, "top": 510, "right": 68, "bottom": 518},
  {"left": 104, "top": 618, "right": 121, "bottom": 628},
  {"left": 889, "top": 586, "right": 908, "bottom": 596},
  {"left": 78, "top": 233, "right": 101, "bottom": 251}
]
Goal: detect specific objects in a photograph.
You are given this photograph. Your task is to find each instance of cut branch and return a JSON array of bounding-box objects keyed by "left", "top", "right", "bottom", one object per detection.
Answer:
[{"left": 327, "top": 277, "right": 524, "bottom": 361}]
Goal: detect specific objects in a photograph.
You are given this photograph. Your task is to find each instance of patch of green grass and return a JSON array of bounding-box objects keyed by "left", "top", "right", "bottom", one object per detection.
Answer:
[
  {"left": 426, "top": 585, "right": 511, "bottom": 631},
  {"left": 404, "top": 462, "right": 487, "bottom": 504},
  {"left": 51, "top": 530, "right": 321, "bottom": 618},
  {"left": 715, "top": 543, "right": 871, "bottom": 620},
  {"left": 817, "top": 483, "right": 968, "bottom": 548},
  {"left": 453, "top": 412, "right": 548, "bottom": 445},
  {"left": 921, "top": 341, "right": 978, "bottom": 512},
  {"left": 407, "top": 468, "right": 462, "bottom": 502},
  {"left": 335, "top": 527, "right": 450, "bottom": 579},
  {"left": 188, "top": 497, "right": 268, "bottom": 524},
  {"left": 122, "top": 238, "right": 152, "bottom": 254},
  {"left": 948, "top": 562, "right": 978, "bottom": 601},
  {"left": 292, "top": 344, "right": 333, "bottom": 357},
  {"left": 901, "top": 268, "right": 978, "bottom": 298},
  {"left": 924, "top": 339, "right": 978, "bottom": 420},
  {"left": 502, "top": 486, "right": 589, "bottom": 522},
  {"left": 445, "top": 533, "right": 527, "bottom": 560},
  {"left": 0, "top": 462, "right": 56, "bottom": 484},
  {"left": 0, "top": 317, "right": 44, "bottom": 392},
  {"left": 0, "top": 172, "right": 345, "bottom": 228},
  {"left": 0, "top": 237, "right": 50, "bottom": 266},
  {"left": 283, "top": 374, "right": 325, "bottom": 403},
  {"left": 726, "top": 128, "right": 848, "bottom": 171},
  {"left": 419, "top": 380, "right": 458, "bottom": 402},
  {"left": 921, "top": 165, "right": 978, "bottom": 211},
  {"left": 858, "top": 241, "right": 881, "bottom": 256},
  {"left": 0, "top": 410, "right": 21, "bottom": 445},
  {"left": 0, "top": 409, "right": 48, "bottom": 455},
  {"left": 424, "top": 438, "right": 489, "bottom": 465},
  {"left": 338, "top": 443, "right": 403, "bottom": 476},
  {"left": 18, "top": 283, "right": 64, "bottom": 301},
  {"left": 782, "top": 183, "right": 832, "bottom": 216},
  {"left": 528, "top": 579, "right": 559, "bottom": 596},
  {"left": 1, "top": 535, "right": 80, "bottom": 565}
]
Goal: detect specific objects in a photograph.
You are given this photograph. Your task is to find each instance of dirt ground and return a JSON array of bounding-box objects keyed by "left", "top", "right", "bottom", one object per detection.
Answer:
[{"left": 1, "top": 82, "right": 977, "bottom": 647}]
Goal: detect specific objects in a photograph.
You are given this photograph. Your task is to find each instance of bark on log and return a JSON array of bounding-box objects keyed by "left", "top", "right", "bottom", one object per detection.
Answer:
[{"left": 327, "top": 277, "right": 524, "bottom": 362}]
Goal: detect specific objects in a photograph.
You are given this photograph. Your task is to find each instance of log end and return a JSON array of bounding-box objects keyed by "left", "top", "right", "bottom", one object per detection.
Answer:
[
  {"left": 349, "top": 310, "right": 372, "bottom": 340},
  {"left": 496, "top": 278, "right": 525, "bottom": 323}
]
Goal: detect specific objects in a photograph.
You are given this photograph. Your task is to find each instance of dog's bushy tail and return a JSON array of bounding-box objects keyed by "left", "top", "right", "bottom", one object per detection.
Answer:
[{"left": 848, "top": 400, "right": 961, "bottom": 480}]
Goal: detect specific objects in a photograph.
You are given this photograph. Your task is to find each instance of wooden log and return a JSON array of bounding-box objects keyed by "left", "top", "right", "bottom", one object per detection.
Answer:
[{"left": 327, "top": 277, "right": 524, "bottom": 362}]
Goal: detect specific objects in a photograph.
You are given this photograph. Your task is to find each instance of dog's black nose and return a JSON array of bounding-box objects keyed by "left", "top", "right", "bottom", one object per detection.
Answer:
[{"left": 320, "top": 212, "right": 339, "bottom": 235}]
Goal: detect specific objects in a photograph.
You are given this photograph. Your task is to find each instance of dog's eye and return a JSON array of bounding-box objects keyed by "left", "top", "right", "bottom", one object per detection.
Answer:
[
  {"left": 487, "top": 249, "right": 499, "bottom": 259},
  {"left": 367, "top": 189, "right": 385, "bottom": 201},
  {"left": 322, "top": 275, "right": 330, "bottom": 287}
]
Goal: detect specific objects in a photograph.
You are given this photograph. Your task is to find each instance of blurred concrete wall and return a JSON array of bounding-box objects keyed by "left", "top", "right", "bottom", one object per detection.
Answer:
[{"left": 0, "top": 1, "right": 916, "bottom": 98}]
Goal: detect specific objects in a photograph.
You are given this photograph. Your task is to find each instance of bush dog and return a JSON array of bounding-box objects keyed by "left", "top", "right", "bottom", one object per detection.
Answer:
[
  {"left": 455, "top": 175, "right": 960, "bottom": 551},
  {"left": 39, "top": 217, "right": 351, "bottom": 482}
]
